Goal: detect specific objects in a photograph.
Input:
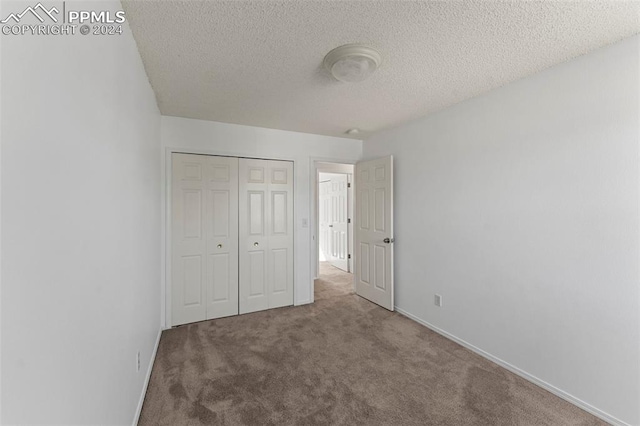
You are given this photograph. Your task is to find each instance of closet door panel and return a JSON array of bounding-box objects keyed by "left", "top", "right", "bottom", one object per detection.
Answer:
[
  {"left": 239, "top": 158, "right": 294, "bottom": 314},
  {"left": 171, "top": 154, "right": 207, "bottom": 326},
  {"left": 267, "top": 160, "right": 294, "bottom": 309},
  {"left": 205, "top": 156, "right": 239, "bottom": 320},
  {"left": 239, "top": 159, "right": 269, "bottom": 314},
  {"left": 172, "top": 154, "right": 239, "bottom": 325}
]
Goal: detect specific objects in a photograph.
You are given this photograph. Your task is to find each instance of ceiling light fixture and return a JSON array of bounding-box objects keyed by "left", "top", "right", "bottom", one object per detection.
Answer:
[
  {"left": 346, "top": 128, "right": 360, "bottom": 135},
  {"left": 323, "top": 44, "right": 381, "bottom": 83}
]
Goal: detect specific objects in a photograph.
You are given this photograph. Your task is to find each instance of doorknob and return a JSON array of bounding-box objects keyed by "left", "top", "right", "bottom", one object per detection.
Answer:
[
  {"left": 254, "top": 242, "right": 259, "bottom": 247},
  {"left": 383, "top": 238, "right": 394, "bottom": 244},
  {"left": 217, "top": 244, "right": 222, "bottom": 249}
]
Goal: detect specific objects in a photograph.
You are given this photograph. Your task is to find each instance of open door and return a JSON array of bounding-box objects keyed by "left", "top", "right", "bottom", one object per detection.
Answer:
[
  {"left": 355, "top": 156, "right": 394, "bottom": 310},
  {"left": 319, "top": 180, "right": 331, "bottom": 262},
  {"left": 328, "top": 174, "right": 349, "bottom": 272}
]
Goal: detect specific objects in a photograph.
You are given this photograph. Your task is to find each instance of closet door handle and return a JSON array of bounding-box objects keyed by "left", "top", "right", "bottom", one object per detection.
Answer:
[
  {"left": 254, "top": 242, "right": 259, "bottom": 247},
  {"left": 217, "top": 244, "right": 223, "bottom": 249}
]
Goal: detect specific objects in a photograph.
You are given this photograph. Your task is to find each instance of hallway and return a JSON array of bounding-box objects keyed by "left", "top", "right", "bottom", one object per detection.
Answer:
[{"left": 314, "top": 262, "right": 354, "bottom": 301}]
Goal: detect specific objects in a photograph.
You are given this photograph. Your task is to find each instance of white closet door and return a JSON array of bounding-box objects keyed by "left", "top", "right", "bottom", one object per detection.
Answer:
[
  {"left": 172, "top": 154, "right": 207, "bottom": 325},
  {"left": 204, "top": 156, "right": 239, "bottom": 320},
  {"left": 267, "top": 160, "right": 294, "bottom": 309},
  {"left": 239, "top": 158, "right": 294, "bottom": 314},
  {"left": 171, "top": 153, "right": 239, "bottom": 326},
  {"left": 239, "top": 159, "right": 269, "bottom": 314}
]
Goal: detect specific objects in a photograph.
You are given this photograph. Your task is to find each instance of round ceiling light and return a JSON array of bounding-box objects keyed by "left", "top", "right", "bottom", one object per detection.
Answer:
[{"left": 323, "top": 44, "right": 381, "bottom": 83}]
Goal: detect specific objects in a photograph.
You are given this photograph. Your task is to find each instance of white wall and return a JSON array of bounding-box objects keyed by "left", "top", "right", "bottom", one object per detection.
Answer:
[
  {"left": 1, "top": 2, "right": 162, "bottom": 424},
  {"left": 364, "top": 35, "right": 640, "bottom": 426},
  {"left": 161, "top": 116, "right": 362, "bottom": 325}
]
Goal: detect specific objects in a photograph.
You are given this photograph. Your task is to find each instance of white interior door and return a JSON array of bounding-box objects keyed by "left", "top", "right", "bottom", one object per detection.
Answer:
[
  {"left": 319, "top": 180, "right": 331, "bottom": 261},
  {"left": 347, "top": 174, "right": 353, "bottom": 273},
  {"left": 329, "top": 174, "right": 349, "bottom": 272},
  {"left": 354, "top": 156, "right": 394, "bottom": 310},
  {"left": 239, "top": 159, "right": 294, "bottom": 314},
  {"left": 171, "top": 153, "right": 239, "bottom": 326}
]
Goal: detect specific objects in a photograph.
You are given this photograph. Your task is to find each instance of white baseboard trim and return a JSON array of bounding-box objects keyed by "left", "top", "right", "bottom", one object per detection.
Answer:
[
  {"left": 394, "top": 306, "right": 629, "bottom": 426},
  {"left": 132, "top": 329, "right": 162, "bottom": 426}
]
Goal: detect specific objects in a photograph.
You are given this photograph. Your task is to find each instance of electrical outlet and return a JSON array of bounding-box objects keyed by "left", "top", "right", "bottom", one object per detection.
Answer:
[
  {"left": 434, "top": 294, "right": 442, "bottom": 307},
  {"left": 136, "top": 351, "right": 141, "bottom": 372}
]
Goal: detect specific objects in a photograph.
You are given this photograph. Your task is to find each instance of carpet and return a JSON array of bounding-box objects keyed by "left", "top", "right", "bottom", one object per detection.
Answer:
[{"left": 139, "top": 262, "right": 604, "bottom": 425}]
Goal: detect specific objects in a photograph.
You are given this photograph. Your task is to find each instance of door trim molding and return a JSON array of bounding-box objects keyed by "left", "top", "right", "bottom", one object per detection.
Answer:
[{"left": 163, "top": 147, "right": 296, "bottom": 329}]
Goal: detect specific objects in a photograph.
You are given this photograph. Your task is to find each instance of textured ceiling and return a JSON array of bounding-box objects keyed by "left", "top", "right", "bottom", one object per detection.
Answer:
[{"left": 122, "top": 1, "right": 640, "bottom": 138}]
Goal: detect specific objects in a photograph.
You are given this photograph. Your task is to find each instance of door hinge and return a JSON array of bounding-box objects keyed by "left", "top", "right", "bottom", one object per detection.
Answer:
[
  {"left": 347, "top": 183, "right": 351, "bottom": 188},
  {"left": 348, "top": 254, "right": 351, "bottom": 259},
  {"left": 347, "top": 218, "right": 351, "bottom": 223}
]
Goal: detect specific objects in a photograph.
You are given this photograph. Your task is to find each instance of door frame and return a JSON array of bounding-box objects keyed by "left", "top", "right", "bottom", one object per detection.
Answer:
[
  {"left": 310, "top": 160, "right": 356, "bottom": 302},
  {"left": 163, "top": 147, "right": 295, "bottom": 329}
]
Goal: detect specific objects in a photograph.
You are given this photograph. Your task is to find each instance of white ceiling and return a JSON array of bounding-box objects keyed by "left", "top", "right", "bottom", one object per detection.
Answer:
[{"left": 122, "top": 1, "right": 640, "bottom": 139}]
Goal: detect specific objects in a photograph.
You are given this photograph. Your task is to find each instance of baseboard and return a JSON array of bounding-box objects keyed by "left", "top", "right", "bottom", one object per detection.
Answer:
[
  {"left": 295, "top": 299, "right": 312, "bottom": 306},
  {"left": 394, "top": 307, "right": 630, "bottom": 426},
  {"left": 132, "top": 329, "right": 162, "bottom": 426}
]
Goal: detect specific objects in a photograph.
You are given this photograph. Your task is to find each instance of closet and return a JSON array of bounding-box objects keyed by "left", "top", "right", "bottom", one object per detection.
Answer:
[{"left": 171, "top": 153, "right": 293, "bottom": 326}]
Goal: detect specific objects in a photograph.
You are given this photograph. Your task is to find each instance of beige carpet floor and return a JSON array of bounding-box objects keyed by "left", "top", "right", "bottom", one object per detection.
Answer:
[{"left": 139, "top": 262, "right": 604, "bottom": 425}]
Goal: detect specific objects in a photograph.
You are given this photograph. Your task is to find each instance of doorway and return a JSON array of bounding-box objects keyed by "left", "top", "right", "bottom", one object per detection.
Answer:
[
  {"left": 312, "top": 157, "right": 394, "bottom": 309},
  {"left": 319, "top": 172, "right": 350, "bottom": 272},
  {"left": 314, "top": 163, "right": 355, "bottom": 300}
]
